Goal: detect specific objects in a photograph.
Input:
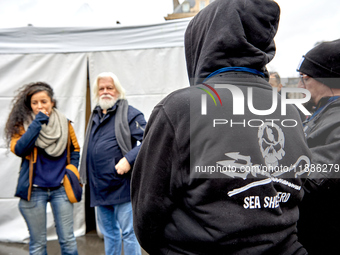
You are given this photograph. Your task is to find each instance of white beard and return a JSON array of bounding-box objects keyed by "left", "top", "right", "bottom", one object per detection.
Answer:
[{"left": 99, "top": 95, "right": 117, "bottom": 110}]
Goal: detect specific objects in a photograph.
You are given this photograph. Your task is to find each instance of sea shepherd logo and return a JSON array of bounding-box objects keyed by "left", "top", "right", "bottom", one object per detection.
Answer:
[{"left": 193, "top": 83, "right": 312, "bottom": 198}]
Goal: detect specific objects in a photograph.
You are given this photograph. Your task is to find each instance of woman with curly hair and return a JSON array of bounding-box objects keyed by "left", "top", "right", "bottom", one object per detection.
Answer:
[{"left": 5, "top": 82, "right": 80, "bottom": 255}]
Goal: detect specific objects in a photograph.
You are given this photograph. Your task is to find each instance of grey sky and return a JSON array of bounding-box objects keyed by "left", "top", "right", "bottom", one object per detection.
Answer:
[{"left": 269, "top": 0, "right": 340, "bottom": 77}]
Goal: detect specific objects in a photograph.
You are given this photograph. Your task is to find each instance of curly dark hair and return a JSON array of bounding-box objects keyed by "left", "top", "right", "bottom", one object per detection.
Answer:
[{"left": 4, "top": 82, "right": 57, "bottom": 148}]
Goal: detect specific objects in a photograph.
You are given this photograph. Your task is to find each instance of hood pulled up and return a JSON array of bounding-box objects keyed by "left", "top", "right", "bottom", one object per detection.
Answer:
[{"left": 184, "top": 0, "right": 280, "bottom": 85}]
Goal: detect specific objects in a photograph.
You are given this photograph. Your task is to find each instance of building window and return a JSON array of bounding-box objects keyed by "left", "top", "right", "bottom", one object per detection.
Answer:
[
  {"left": 200, "top": 0, "right": 206, "bottom": 10},
  {"left": 182, "top": 1, "right": 191, "bottom": 12}
]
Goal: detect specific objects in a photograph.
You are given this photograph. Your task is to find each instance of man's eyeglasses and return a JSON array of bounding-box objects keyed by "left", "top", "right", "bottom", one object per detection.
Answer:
[{"left": 299, "top": 74, "right": 310, "bottom": 85}]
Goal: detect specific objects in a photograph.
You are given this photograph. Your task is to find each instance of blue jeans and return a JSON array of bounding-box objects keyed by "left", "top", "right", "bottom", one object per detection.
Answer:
[
  {"left": 19, "top": 186, "right": 78, "bottom": 255},
  {"left": 97, "top": 202, "right": 141, "bottom": 255}
]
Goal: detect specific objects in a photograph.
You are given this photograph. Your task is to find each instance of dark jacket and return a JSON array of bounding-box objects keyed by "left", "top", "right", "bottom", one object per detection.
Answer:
[
  {"left": 131, "top": 0, "right": 311, "bottom": 254},
  {"left": 11, "top": 111, "right": 80, "bottom": 201},
  {"left": 86, "top": 103, "right": 146, "bottom": 207},
  {"left": 298, "top": 97, "right": 340, "bottom": 255}
]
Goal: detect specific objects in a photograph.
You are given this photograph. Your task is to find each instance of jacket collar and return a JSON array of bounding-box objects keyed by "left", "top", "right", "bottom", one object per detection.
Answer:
[{"left": 306, "top": 96, "right": 340, "bottom": 123}]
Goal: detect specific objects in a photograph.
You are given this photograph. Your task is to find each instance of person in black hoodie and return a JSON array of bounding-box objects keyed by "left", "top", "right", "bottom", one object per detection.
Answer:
[
  {"left": 296, "top": 39, "right": 340, "bottom": 255},
  {"left": 131, "top": 0, "right": 311, "bottom": 254}
]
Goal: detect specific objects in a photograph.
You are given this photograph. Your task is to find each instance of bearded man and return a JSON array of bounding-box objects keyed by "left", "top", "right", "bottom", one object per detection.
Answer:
[{"left": 80, "top": 72, "right": 146, "bottom": 255}]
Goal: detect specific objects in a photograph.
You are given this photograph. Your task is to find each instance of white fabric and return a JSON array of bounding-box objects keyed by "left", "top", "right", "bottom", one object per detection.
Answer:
[
  {"left": 0, "top": 18, "right": 191, "bottom": 54},
  {"left": 0, "top": 19, "right": 190, "bottom": 243},
  {"left": 88, "top": 47, "right": 189, "bottom": 118}
]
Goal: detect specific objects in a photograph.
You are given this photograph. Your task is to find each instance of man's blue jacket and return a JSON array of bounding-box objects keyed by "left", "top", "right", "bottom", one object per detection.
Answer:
[{"left": 86, "top": 104, "right": 146, "bottom": 207}]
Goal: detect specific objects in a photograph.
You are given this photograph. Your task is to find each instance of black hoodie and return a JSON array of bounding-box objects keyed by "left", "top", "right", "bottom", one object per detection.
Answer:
[
  {"left": 185, "top": 0, "right": 279, "bottom": 85},
  {"left": 132, "top": 1, "right": 311, "bottom": 254}
]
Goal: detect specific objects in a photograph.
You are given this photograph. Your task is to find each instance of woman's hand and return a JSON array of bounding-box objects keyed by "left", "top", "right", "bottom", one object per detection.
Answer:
[{"left": 40, "top": 109, "right": 50, "bottom": 117}]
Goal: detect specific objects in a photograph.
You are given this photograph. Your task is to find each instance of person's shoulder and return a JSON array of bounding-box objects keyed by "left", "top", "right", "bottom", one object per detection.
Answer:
[
  {"left": 150, "top": 87, "right": 195, "bottom": 124},
  {"left": 157, "top": 87, "right": 193, "bottom": 110},
  {"left": 127, "top": 87, "right": 193, "bottom": 115}
]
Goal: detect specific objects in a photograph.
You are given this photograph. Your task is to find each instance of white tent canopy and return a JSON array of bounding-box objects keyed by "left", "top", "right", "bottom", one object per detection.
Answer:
[
  {"left": 0, "top": 18, "right": 190, "bottom": 242},
  {"left": 0, "top": 19, "right": 189, "bottom": 54}
]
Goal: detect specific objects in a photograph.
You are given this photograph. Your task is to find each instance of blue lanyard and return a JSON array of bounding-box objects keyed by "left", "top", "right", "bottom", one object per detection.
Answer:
[
  {"left": 306, "top": 96, "right": 340, "bottom": 123},
  {"left": 203, "top": 67, "right": 265, "bottom": 82}
]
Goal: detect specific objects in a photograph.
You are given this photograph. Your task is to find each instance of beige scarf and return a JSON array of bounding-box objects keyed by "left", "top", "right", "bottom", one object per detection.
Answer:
[{"left": 33, "top": 108, "right": 69, "bottom": 157}]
